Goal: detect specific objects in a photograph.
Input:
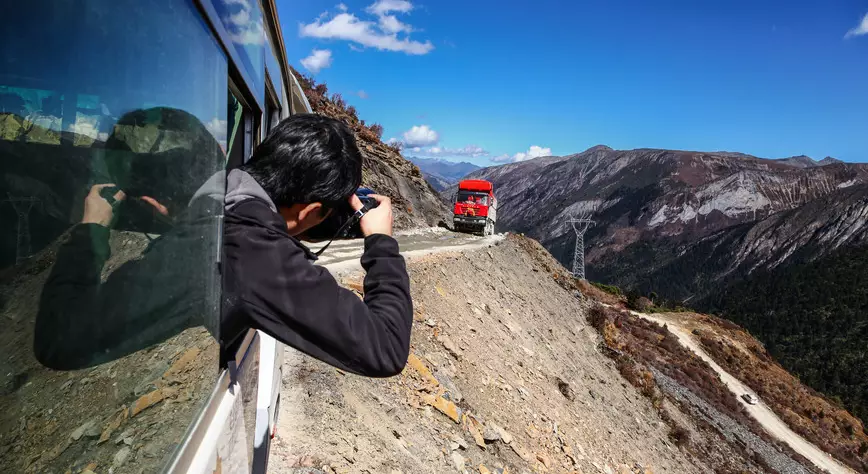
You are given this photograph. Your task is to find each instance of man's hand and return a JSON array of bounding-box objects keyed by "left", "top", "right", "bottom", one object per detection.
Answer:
[
  {"left": 351, "top": 194, "right": 393, "bottom": 237},
  {"left": 82, "top": 184, "right": 125, "bottom": 227}
]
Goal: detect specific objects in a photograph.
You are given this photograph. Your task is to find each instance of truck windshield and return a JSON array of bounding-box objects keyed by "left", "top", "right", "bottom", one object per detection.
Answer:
[{"left": 457, "top": 191, "right": 489, "bottom": 206}]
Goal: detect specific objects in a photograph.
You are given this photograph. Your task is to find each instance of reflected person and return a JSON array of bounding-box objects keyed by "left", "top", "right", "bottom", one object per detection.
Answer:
[{"left": 34, "top": 107, "right": 224, "bottom": 370}]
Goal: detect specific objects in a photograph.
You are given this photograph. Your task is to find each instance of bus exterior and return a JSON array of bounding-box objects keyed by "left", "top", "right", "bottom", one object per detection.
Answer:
[
  {"left": 453, "top": 179, "right": 497, "bottom": 236},
  {"left": 0, "top": 1, "right": 307, "bottom": 472}
]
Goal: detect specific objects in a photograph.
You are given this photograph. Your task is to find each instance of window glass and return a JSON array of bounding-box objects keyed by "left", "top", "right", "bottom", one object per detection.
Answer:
[
  {"left": 264, "top": 85, "right": 281, "bottom": 135},
  {"left": 213, "top": 0, "right": 266, "bottom": 106},
  {"left": 227, "top": 90, "right": 252, "bottom": 169},
  {"left": 265, "top": 37, "right": 283, "bottom": 103},
  {"left": 457, "top": 191, "right": 489, "bottom": 206},
  {"left": 0, "top": 1, "right": 226, "bottom": 472}
]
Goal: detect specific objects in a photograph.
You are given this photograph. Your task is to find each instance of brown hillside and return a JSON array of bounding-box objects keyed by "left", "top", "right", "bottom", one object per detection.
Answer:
[
  {"left": 291, "top": 68, "right": 450, "bottom": 230},
  {"left": 696, "top": 315, "right": 868, "bottom": 472}
]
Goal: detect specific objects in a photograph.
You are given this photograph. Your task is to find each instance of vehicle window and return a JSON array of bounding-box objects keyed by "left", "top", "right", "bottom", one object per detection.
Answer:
[
  {"left": 457, "top": 191, "right": 488, "bottom": 205},
  {"left": 227, "top": 90, "right": 253, "bottom": 169},
  {"left": 265, "top": 85, "right": 281, "bottom": 135},
  {"left": 0, "top": 1, "right": 226, "bottom": 472},
  {"left": 265, "top": 35, "right": 284, "bottom": 104},
  {"left": 213, "top": 0, "right": 266, "bottom": 106}
]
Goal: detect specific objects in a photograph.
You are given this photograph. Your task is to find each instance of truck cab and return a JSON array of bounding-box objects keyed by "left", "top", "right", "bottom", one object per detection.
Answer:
[{"left": 453, "top": 179, "right": 497, "bottom": 236}]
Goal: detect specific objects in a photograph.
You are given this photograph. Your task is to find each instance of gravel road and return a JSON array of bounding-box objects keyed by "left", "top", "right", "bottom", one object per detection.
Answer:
[{"left": 636, "top": 312, "right": 856, "bottom": 474}]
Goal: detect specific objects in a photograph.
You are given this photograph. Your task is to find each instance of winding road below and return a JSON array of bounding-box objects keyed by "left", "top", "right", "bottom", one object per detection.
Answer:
[{"left": 635, "top": 311, "right": 855, "bottom": 474}]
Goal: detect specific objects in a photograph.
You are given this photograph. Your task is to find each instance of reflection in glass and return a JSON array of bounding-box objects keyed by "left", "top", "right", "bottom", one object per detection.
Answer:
[
  {"left": 213, "top": 0, "right": 266, "bottom": 104},
  {"left": 0, "top": 1, "right": 227, "bottom": 472},
  {"left": 265, "top": 35, "right": 284, "bottom": 103}
]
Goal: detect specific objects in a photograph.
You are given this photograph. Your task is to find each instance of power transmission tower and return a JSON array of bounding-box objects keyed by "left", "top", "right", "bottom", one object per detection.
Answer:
[
  {"left": 3, "top": 194, "right": 41, "bottom": 266},
  {"left": 567, "top": 213, "right": 594, "bottom": 280}
]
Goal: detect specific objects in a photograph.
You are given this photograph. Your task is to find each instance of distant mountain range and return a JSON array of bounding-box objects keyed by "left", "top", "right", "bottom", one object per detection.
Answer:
[
  {"left": 445, "top": 145, "right": 868, "bottom": 422},
  {"left": 409, "top": 157, "right": 481, "bottom": 192},
  {"left": 447, "top": 145, "right": 867, "bottom": 289}
]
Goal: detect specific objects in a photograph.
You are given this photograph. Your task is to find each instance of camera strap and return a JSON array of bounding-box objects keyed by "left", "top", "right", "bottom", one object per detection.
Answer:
[{"left": 313, "top": 208, "right": 369, "bottom": 257}]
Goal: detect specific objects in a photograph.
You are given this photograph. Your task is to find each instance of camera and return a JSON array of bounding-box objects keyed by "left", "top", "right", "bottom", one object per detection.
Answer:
[
  {"left": 98, "top": 185, "right": 174, "bottom": 234},
  {"left": 302, "top": 187, "right": 379, "bottom": 242}
]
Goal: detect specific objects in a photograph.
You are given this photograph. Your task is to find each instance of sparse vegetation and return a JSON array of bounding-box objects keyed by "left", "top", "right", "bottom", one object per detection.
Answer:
[
  {"left": 368, "top": 123, "right": 384, "bottom": 139},
  {"left": 591, "top": 281, "right": 622, "bottom": 296},
  {"left": 669, "top": 425, "right": 690, "bottom": 447},
  {"left": 584, "top": 304, "right": 820, "bottom": 471},
  {"left": 699, "top": 330, "right": 868, "bottom": 472},
  {"left": 703, "top": 244, "right": 868, "bottom": 428}
]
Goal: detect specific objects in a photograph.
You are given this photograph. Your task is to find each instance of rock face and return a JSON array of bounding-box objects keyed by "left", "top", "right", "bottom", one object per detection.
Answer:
[
  {"left": 292, "top": 69, "right": 450, "bottom": 230},
  {"left": 447, "top": 145, "right": 868, "bottom": 300}
]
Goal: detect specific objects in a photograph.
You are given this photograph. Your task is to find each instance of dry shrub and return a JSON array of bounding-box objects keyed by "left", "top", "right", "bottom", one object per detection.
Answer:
[
  {"left": 331, "top": 93, "right": 347, "bottom": 109},
  {"left": 669, "top": 425, "right": 690, "bottom": 447},
  {"left": 387, "top": 142, "right": 404, "bottom": 155},
  {"left": 587, "top": 304, "right": 611, "bottom": 332},
  {"left": 577, "top": 280, "right": 624, "bottom": 306},
  {"left": 368, "top": 123, "right": 384, "bottom": 139}
]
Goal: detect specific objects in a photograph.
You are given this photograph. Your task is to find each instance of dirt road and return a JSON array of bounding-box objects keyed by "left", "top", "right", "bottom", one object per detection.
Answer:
[
  {"left": 636, "top": 311, "right": 856, "bottom": 474},
  {"left": 310, "top": 227, "right": 504, "bottom": 274}
]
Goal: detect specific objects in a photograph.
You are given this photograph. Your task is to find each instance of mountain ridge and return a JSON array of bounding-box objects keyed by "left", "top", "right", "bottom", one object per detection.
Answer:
[
  {"left": 409, "top": 156, "right": 481, "bottom": 192},
  {"left": 442, "top": 144, "right": 868, "bottom": 429}
]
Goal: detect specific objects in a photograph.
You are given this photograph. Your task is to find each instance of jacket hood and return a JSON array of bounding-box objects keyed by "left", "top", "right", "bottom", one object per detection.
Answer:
[{"left": 225, "top": 169, "right": 278, "bottom": 212}]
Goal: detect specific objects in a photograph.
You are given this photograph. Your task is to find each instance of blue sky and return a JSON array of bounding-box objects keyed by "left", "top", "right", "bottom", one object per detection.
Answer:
[{"left": 277, "top": 0, "right": 868, "bottom": 165}]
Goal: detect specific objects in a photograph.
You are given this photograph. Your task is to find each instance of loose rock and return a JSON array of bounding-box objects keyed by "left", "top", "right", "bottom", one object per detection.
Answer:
[
  {"left": 113, "top": 446, "right": 131, "bottom": 468},
  {"left": 450, "top": 451, "right": 466, "bottom": 471}
]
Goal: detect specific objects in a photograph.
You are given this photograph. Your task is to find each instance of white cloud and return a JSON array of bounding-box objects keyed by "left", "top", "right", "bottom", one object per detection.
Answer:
[
  {"left": 301, "top": 49, "right": 334, "bottom": 74},
  {"left": 299, "top": 2, "right": 433, "bottom": 55},
  {"left": 413, "top": 144, "right": 488, "bottom": 158},
  {"left": 366, "top": 0, "right": 413, "bottom": 16},
  {"left": 337, "top": 3, "right": 348, "bottom": 11},
  {"left": 401, "top": 124, "right": 439, "bottom": 147},
  {"left": 845, "top": 13, "right": 868, "bottom": 38},
  {"left": 378, "top": 15, "right": 412, "bottom": 34},
  {"left": 220, "top": 0, "right": 264, "bottom": 45},
  {"left": 490, "top": 145, "right": 552, "bottom": 163},
  {"left": 68, "top": 118, "right": 99, "bottom": 139},
  {"left": 358, "top": 90, "right": 369, "bottom": 99},
  {"left": 205, "top": 117, "right": 228, "bottom": 148}
]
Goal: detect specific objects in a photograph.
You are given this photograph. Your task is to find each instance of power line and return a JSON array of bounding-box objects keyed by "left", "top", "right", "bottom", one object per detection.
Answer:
[
  {"left": 3, "top": 194, "right": 41, "bottom": 266},
  {"left": 566, "top": 213, "right": 594, "bottom": 280}
]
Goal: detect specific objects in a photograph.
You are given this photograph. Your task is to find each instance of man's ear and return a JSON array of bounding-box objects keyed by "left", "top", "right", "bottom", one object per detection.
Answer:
[{"left": 297, "top": 202, "right": 324, "bottom": 222}]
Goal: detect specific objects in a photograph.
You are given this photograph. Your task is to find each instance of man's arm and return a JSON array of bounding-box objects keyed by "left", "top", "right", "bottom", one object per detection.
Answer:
[{"left": 223, "top": 199, "right": 413, "bottom": 377}]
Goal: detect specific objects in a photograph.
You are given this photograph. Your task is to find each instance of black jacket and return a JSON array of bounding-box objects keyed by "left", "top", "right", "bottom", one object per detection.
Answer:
[
  {"left": 221, "top": 197, "right": 413, "bottom": 377},
  {"left": 35, "top": 199, "right": 221, "bottom": 370}
]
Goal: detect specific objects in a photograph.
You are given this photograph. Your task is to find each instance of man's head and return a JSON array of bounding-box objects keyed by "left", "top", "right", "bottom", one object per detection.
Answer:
[{"left": 241, "top": 114, "right": 363, "bottom": 236}]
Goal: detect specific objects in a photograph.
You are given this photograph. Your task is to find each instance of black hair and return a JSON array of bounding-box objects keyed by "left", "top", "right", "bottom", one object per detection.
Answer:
[{"left": 241, "top": 114, "right": 362, "bottom": 209}]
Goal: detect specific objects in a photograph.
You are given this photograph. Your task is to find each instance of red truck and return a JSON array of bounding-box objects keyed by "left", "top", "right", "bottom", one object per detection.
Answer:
[{"left": 452, "top": 179, "right": 497, "bottom": 236}]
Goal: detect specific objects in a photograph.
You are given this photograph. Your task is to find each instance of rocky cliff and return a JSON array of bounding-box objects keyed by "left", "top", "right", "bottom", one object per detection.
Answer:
[{"left": 292, "top": 69, "right": 450, "bottom": 230}]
